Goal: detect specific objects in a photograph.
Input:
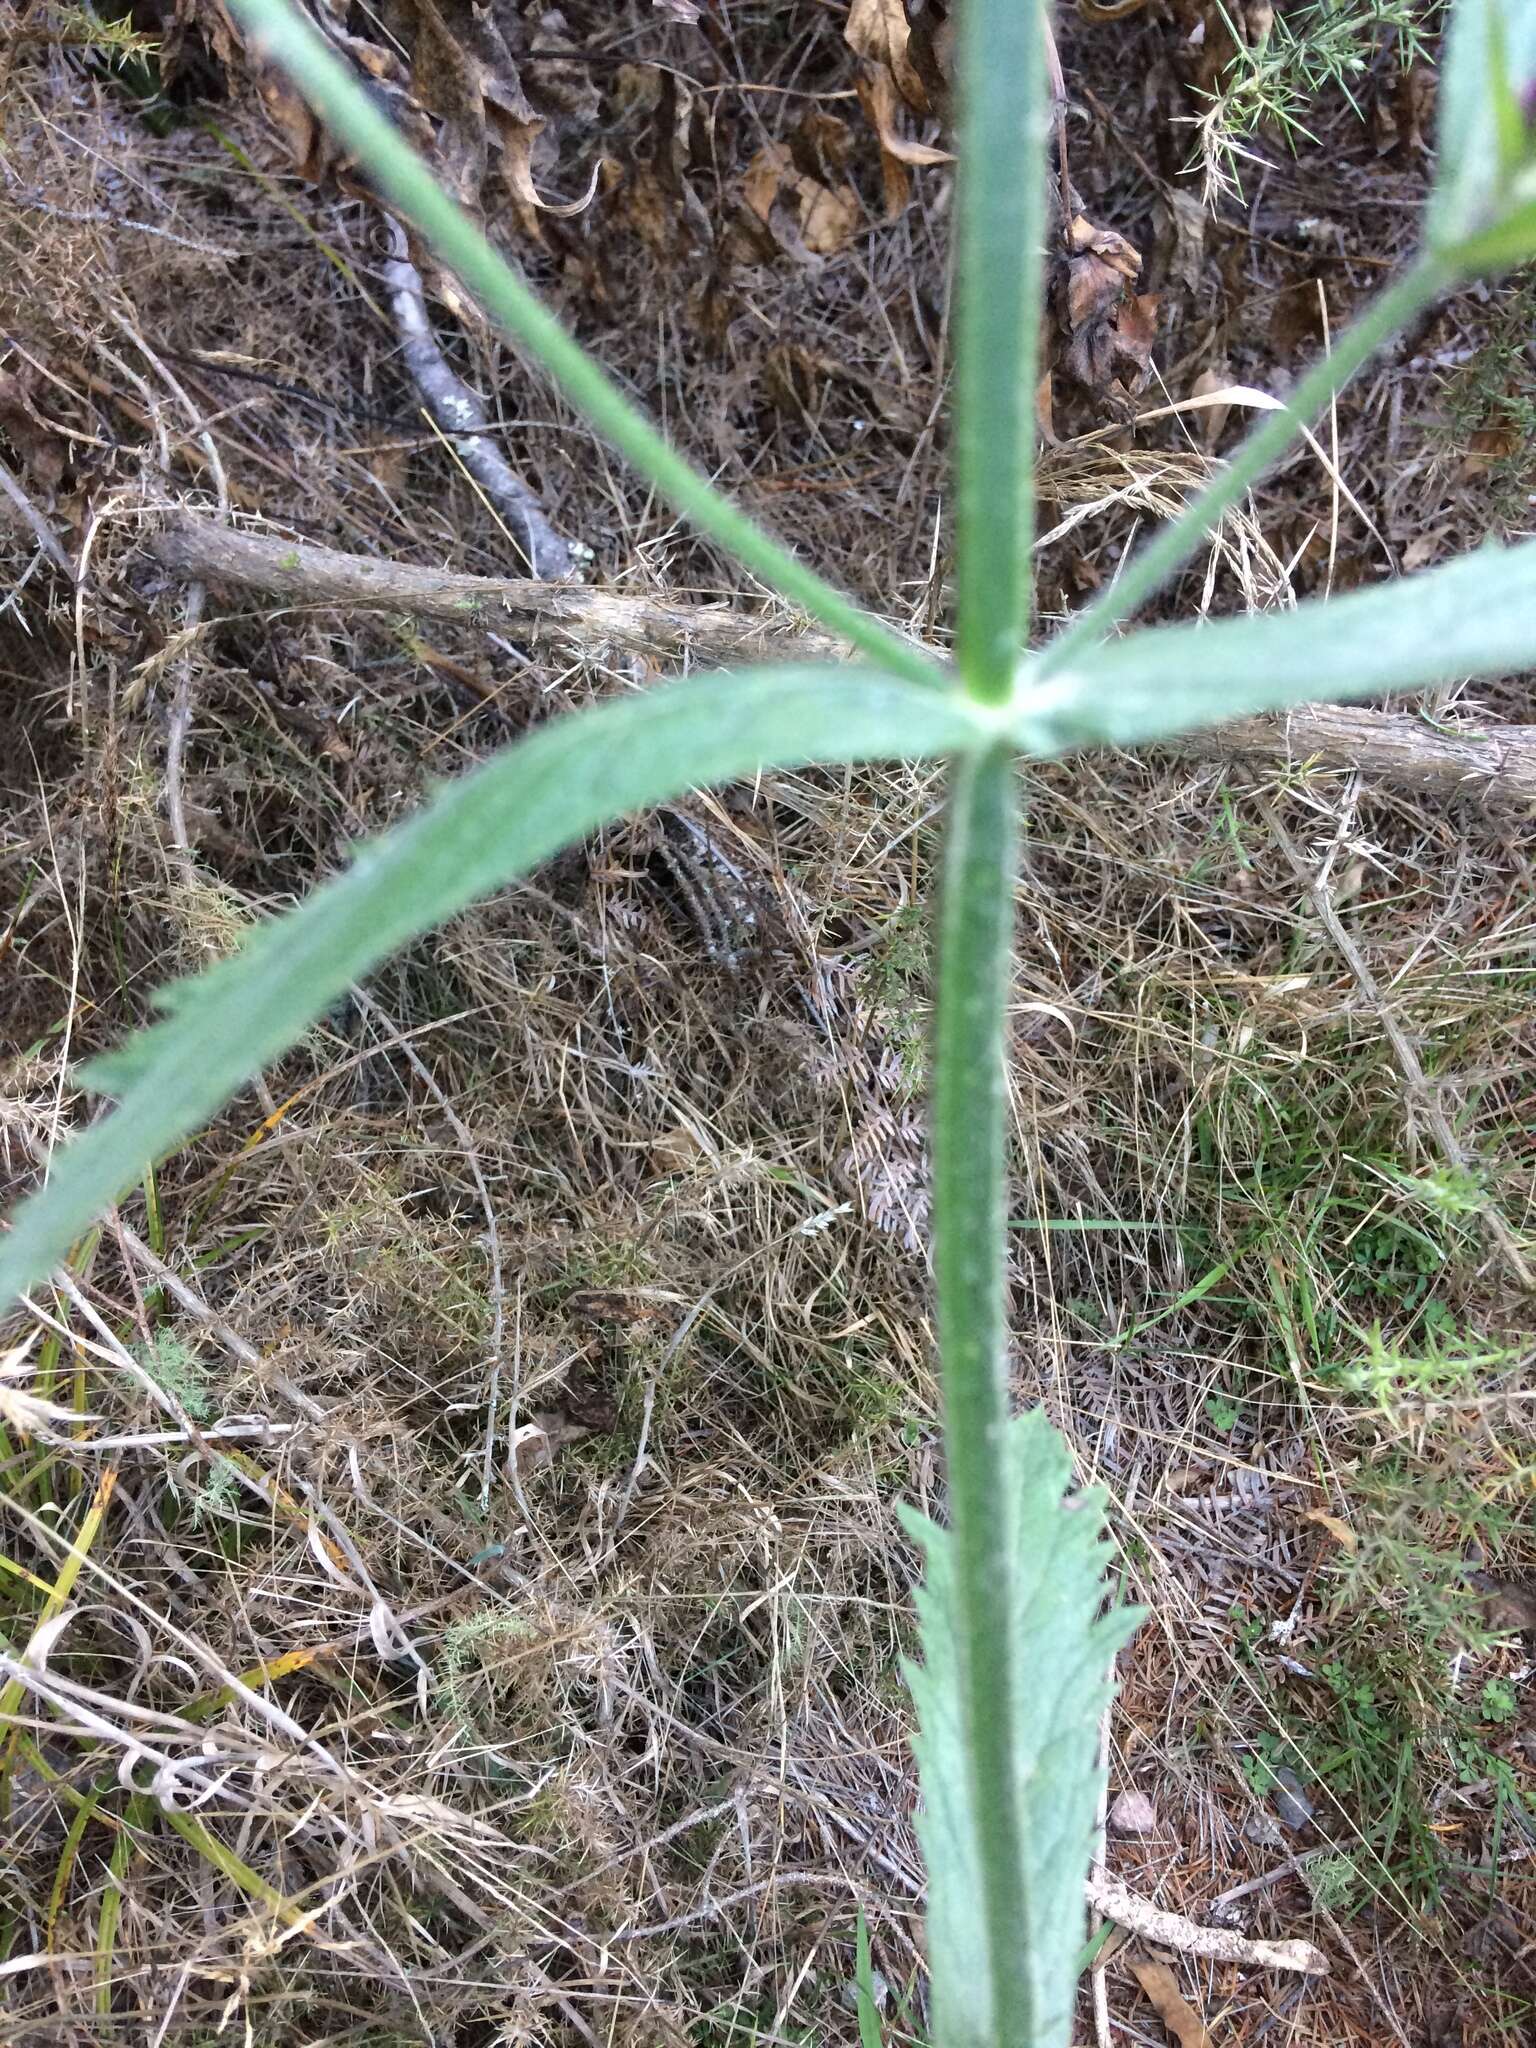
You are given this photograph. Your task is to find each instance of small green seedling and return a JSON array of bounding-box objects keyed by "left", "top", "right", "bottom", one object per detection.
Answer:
[{"left": 3, "top": 2, "right": 1536, "bottom": 2042}]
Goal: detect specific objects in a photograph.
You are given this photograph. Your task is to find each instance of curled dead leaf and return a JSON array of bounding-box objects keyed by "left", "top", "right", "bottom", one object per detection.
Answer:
[
  {"left": 853, "top": 69, "right": 953, "bottom": 219},
  {"left": 846, "top": 0, "right": 953, "bottom": 216},
  {"left": 846, "top": 0, "right": 930, "bottom": 111},
  {"left": 1068, "top": 213, "right": 1143, "bottom": 279},
  {"left": 1053, "top": 216, "right": 1157, "bottom": 408},
  {"left": 742, "top": 138, "right": 861, "bottom": 258},
  {"left": 1302, "top": 1507, "right": 1358, "bottom": 1554},
  {"left": 1066, "top": 286, "right": 1160, "bottom": 397}
]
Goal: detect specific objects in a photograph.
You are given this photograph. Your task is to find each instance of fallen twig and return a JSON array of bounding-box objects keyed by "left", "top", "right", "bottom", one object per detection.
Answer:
[
  {"left": 149, "top": 514, "right": 1536, "bottom": 805},
  {"left": 1084, "top": 1875, "right": 1329, "bottom": 1975},
  {"left": 383, "top": 223, "right": 574, "bottom": 580}
]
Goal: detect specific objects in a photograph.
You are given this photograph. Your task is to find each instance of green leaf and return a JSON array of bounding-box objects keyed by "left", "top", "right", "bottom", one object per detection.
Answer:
[
  {"left": 1450, "top": 200, "right": 1536, "bottom": 274},
  {"left": 902, "top": 1411, "right": 1135, "bottom": 2048},
  {"left": 1016, "top": 536, "right": 1536, "bottom": 757},
  {"left": 224, "top": 0, "right": 940, "bottom": 691},
  {"left": 0, "top": 669, "right": 983, "bottom": 1308},
  {"left": 1428, "top": 0, "right": 1536, "bottom": 264},
  {"left": 953, "top": 0, "right": 1049, "bottom": 701}
]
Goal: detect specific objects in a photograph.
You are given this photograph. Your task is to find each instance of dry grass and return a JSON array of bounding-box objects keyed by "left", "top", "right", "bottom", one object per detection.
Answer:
[{"left": 1, "top": 4, "right": 1534, "bottom": 2044}]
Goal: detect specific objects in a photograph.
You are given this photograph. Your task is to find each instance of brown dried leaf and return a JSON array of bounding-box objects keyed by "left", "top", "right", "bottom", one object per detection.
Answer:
[
  {"left": 1067, "top": 213, "right": 1143, "bottom": 280},
  {"left": 1129, "top": 1960, "right": 1213, "bottom": 2048},
  {"left": 856, "top": 73, "right": 912, "bottom": 216},
  {"left": 741, "top": 141, "right": 860, "bottom": 258},
  {"left": 1302, "top": 1507, "right": 1358, "bottom": 1553},
  {"left": 1118, "top": 291, "right": 1161, "bottom": 362},
  {"left": 202, "top": 0, "right": 596, "bottom": 235},
  {"left": 848, "top": 10, "right": 951, "bottom": 219},
  {"left": 489, "top": 103, "right": 601, "bottom": 223},
  {"left": 1061, "top": 214, "right": 1158, "bottom": 400},
  {"left": 846, "top": 0, "right": 930, "bottom": 111},
  {"left": 855, "top": 64, "right": 953, "bottom": 159},
  {"left": 1066, "top": 250, "right": 1127, "bottom": 335},
  {"left": 742, "top": 141, "right": 792, "bottom": 224},
  {"left": 1063, "top": 271, "right": 1159, "bottom": 397},
  {"left": 800, "top": 178, "right": 860, "bottom": 255}
]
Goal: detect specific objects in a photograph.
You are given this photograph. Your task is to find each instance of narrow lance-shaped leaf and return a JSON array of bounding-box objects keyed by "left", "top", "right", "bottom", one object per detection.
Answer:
[
  {"left": 903, "top": 1411, "right": 1138, "bottom": 2048},
  {"left": 0, "top": 670, "right": 985, "bottom": 1308},
  {"left": 1015, "top": 536, "right": 1536, "bottom": 758},
  {"left": 225, "top": 0, "right": 940, "bottom": 691}
]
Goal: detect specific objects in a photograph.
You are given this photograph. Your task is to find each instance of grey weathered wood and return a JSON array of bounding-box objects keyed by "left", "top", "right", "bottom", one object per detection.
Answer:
[{"left": 149, "top": 515, "right": 1536, "bottom": 805}]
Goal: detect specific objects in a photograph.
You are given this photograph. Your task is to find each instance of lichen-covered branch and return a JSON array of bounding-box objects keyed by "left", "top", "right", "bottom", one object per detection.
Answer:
[{"left": 149, "top": 515, "right": 1536, "bottom": 805}]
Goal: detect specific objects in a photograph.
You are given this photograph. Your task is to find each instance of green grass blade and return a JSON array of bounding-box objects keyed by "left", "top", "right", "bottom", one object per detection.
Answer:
[
  {"left": 902, "top": 1411, "right": 1135, "bottom": 2048},
  {"left": 1012, "top": 534, "right": 1536, "bottom": 757},
  {"left": 0, "top": 669, "right": 984, "bottom": 1308},
  {"left": 854, "top": 1909, "right": 884, "bottom": 2048},
  {"left": 1036, "top": 256, "right": 1449, "bottom": 672},
  {"left": 924, "top": 743, "right": 1036, "bottom": 2041},
  {"left": 225, "top": 0, "right": 939, "bottom": 692},
  {"left": 953, "top": 0, "right": 1050, "bottom": 701}
]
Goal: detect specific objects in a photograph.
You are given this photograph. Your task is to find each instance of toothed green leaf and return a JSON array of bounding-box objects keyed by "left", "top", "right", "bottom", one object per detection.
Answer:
[
  {"left": 0, "top": 668, "right": 978, "bottom": 1308},
  {"left": 901, "top": 1411, "right": 1139, "bottom": 2048}
]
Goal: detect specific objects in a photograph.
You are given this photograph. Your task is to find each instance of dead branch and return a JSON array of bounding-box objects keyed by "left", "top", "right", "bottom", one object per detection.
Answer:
[
  {"left": 148, "top": 515, "right": 1536, "bottom": 804},
  {"left": 383, "top": 222, "right": 574, "bottom": 581},
  {"left": 148, "top": 514, "right": 830, "bottom": 666},
  {"left": 1085, "top": 1875, "right": 1329, "bottom": 1975}
]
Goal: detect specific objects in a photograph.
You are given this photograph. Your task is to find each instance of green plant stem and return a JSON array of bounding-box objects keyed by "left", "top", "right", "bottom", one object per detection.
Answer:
[
  {"left": 954, "top": 0, "right": 1049, "bottom": 701},
  {"left": 226, "top": 0, "right": 941, "bottom": 692},
  {"left": 930, "top": 739, "right": 1030, "bottom": 2039},
  {"left": 1037, "top": 253, "right": 1453, "bottom": 674}
]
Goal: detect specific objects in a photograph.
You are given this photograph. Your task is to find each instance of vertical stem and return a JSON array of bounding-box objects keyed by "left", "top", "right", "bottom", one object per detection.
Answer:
[
  {"left": 931, "top": 739, "right": 1029, "bottom": 2036},
  {"left": 953, "top": 0, "right": 1051, "bottom": 702}
]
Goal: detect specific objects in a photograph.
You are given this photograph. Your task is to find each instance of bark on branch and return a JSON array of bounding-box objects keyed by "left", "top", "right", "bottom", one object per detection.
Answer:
[{"left": 148, "top": 517, "right": 1536, "bottom": 806}]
